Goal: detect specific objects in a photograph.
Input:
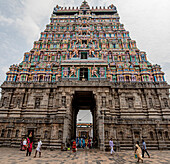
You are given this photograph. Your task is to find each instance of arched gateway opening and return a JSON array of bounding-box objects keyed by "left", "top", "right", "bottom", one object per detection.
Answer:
[{"left": 70, "top": 91, "right": 99, "bottom": 147}]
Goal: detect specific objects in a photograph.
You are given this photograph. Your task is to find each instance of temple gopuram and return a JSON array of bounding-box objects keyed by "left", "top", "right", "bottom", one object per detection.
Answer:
[{"left": 0, "top": 1, "right": 170, "bottom": 150}]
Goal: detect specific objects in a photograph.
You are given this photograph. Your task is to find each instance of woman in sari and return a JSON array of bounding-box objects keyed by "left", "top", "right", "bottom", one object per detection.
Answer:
[
  {"left": 135, "top": 141, "right": 143, "bottom": 163},
  {"left": 28, "top": 141, "right": 33, "bottom": 156},
  {"left": 26, "top": 137, "right": 30, "bottom": 156},
  {"left": 26, "top": 137, "right": 33, "bottom": 156}
]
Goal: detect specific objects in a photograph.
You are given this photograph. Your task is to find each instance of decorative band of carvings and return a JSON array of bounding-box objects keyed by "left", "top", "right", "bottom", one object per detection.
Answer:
[{"left": 1, "top": 81, "right": 169, "bottom": 89}]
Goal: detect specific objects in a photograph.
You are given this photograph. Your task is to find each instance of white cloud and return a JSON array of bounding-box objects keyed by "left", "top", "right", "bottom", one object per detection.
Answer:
[{"left": 0, "top": 15, "right": 14, "bottom": 25}]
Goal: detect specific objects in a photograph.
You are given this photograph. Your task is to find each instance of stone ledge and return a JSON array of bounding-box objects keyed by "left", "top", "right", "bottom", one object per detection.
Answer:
[{"left": 1, "top": 81, "right": 169, "bottom": 89}]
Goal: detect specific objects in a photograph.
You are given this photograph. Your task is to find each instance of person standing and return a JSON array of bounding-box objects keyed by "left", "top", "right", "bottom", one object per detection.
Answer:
[
  {"left": 26, "top": 137, "right": 30, "bottom": 156},
  {"left": 29, "top": 141, "right": 33, "bottom": 155},
  {"left": 109, "top": 138, "right": 114, "bottom": 155},
  {"left": 116, "top": 139, "right": 120, "bottom": 152},
  {"left": 82, "top": 138, "right": 85, "bottom": 149},
  {"left": 34, "top": 139, "right": 42, "bottom": 158},
  {"left": 79, "top": 138, "right": 82, "bottom": 148},
  {"left": 26, "top": 137, "right": 33, "bottom": 156},
  {"left": 23, "top": 138, "right": 27, "bottom": 150},
  {"left": 142, "top": 139, "right": 150, "bottom": 158},
  {"left": 135, "top": 141, "right": 143, "bottom": 163},
  {"left": 88, "top": 138, "right": 91, "bottom": 149},
  {"left": 72, "top": 140, "right": 77, "bottom": 153},
  {"left": 85, "top": 139, "right": 88, "bottom": 148},
  {"left": 20, "top": 138, "right": 24, "bottom": 151},
  {"left": 76, "top": 137, "right": 79, "bottom": 147}
]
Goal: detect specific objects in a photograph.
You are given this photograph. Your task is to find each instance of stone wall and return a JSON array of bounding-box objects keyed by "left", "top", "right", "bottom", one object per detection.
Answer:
[{"left": 0, "top": 81, "right": 170, "bottom": 150}]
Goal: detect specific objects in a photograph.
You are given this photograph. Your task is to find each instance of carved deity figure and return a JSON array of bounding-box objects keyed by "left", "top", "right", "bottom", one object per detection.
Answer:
[
  {"left": 34, "top": 55, "right": 38, "bottom": 62},
  {"left": 2, "top": 97, "right": 7, "bottom": 107},
  {"left": 54, "top": 5, "right": 61, "bottom": 12},
  {"left": 163, "top": 98, "right": 169, "bottom": 108},
  {"left": 99, "top": 67, "right": 105, "bottom": 77},
  {"left": 92, "top": 66, "right": 98, "bottom": 78},
  {"left": 149, "top": 98, "right": 153, "bottom": 108},
  {"left": 17, "top": 98, "right": 21, "bottom": 108},
  {"left": 35, "top": 98, "right": 40, "bottom": 109},
  {"left": 107, "top": 70, "right": 112, "bottom": 81},
  {"left": 56, "top": 71, "right": 61, "bottom": 81},
  {"left": 63, "top": 67, "right": 69, "bottom": 77},
  {"left": 128, "top": 98, "right": 133, "bottom": 108},
  {"left": 69, "top": 66, "right": 76, "bottom": 77},
  {"left": 83, "top": 43, "right": 86, "bottom": 48},
  {"left": 72, "top": 50, "right": 78, "bottom": 58},
  {"left": 25, "top": 54, "right": 29, "bottom": 61},
  {"left": 62, "top": 96, "right": 66, "bottom": 107},
  {"left": 102, "top": 97, "right": 106, "bottom": 107},
  {"left": 91, "top": 50, "right": 96, "bottom": 57}
]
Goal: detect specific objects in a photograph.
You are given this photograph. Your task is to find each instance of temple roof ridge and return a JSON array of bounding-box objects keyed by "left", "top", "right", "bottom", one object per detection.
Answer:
[{"left": 53, "top": 1, "right": 117, "bottom": 12}]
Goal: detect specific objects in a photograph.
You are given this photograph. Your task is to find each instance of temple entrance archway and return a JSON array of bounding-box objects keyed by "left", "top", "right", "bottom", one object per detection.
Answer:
[{"left": 70, "top": 91, "right": 99, "bottom": 147}]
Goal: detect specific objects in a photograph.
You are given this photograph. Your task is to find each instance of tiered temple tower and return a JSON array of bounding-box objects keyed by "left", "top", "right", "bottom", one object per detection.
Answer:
[{"left": 0, "top": 1, "right": 170, "bottom": 150}]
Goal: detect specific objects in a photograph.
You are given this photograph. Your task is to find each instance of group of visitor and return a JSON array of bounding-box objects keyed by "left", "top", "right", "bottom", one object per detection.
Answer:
[
  {"left": 75, "top": 137, "right": 98, "bottom": 149},
  {"left": 20, "top": 137, "right": 42, "bottom": 158},
  {"left": 76, "top": 137, "right": 86, "bottom": 148},
  {"left": 109, "top": 138, "right": 150, "bottom": 163},
  {"left": 20, "top": 134, "right": 150, "bottom": 162},
  {"left": 68, "top": 137, "right": 98, "bottom": 153},
  {"left": 134, "top": 139, "right": 150, "bottom": 163},
  {"left": 20, "top": 137, "right": 34, "bottom": 156}
]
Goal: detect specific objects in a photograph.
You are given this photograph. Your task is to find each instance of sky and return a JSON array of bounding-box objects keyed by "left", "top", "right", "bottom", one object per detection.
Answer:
[
  {"left": 77, "top": 110, "right": 92, "bottom": 123},
  {"left": 0, "top": 0, "right": 170, "bottom": 122}
]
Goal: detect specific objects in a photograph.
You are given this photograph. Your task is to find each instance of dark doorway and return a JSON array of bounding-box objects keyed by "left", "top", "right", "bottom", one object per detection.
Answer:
[
  {"left": 71, "top": 91, "right": 98, "bottom": 148},
  {"left": 82, "top": 40, "right": 87, "bottom": 44},
  {"left": 81, "top": 52, "right": 87, "bottom": 59},
  {"left": 83, "top": 10, "right": 87, "bottom": 15},
  {"left": 80, "top": 68, "right": 88, "bottom": 81},
  {"left": 39, "top": 75, "right": 43, "bottom": 82},
  {"left": 126, "top": 76, "right": 130, "bottom": 82},
  {"left": 134, "top": 131, "right": 140, "bottom": 140}
]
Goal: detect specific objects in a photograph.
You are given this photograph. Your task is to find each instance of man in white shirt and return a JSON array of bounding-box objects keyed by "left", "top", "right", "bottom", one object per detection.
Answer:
[
  {"left": 109, "top": 138, "right": 114, "bottom": 155},
  {"left": 34, "top": 139, "right": 42, "bottom": 158}
]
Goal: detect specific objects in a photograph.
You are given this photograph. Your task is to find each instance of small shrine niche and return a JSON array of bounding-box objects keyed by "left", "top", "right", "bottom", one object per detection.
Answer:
[{"left": 35, "top": 98, "right": 41, "bottom": 109}]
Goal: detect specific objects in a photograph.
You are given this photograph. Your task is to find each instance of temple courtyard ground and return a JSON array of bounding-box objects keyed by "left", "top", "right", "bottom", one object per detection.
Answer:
[{"left": 0, "top": 148, "right": 169, "bottom": 164}]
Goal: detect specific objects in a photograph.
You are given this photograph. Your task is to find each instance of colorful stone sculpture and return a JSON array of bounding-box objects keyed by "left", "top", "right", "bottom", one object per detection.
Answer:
[{"left": 5, "top": 1, "right": 165, "bottom": 83}]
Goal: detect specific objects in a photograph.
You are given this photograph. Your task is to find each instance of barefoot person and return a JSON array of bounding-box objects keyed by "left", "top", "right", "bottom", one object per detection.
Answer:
[
  {"left": 109, "top": 138, "right": 114, "bottom": 155},
  {"left": 34, "top": 139, "right": 42, "bottom": 158},
  {"left": 135, "top": 141, "right": 143, "bottom": 163}
]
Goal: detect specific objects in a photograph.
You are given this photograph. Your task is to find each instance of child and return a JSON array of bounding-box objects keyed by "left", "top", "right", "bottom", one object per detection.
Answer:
[
  {"left": 23, "top": 138, "right": 27, "bottom": 150},
  {"left": 72, "top": 140, "right": 77, "bottom": 153},
  {"left": 34, "top": 139, "right": 42, "bottom": 158}
]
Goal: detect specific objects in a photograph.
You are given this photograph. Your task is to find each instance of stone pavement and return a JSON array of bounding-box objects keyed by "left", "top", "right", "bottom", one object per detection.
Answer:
[{"left": 0, "top": 148, "right": 170, "bottom": 164}]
